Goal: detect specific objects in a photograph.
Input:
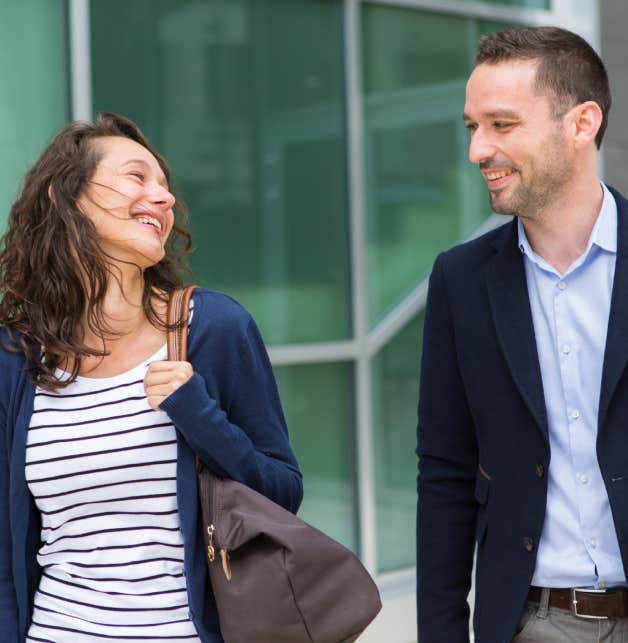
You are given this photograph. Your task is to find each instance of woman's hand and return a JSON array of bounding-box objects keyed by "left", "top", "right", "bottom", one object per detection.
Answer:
[{"left": 144, "top": 360, "right": 194, "bottom": 410}]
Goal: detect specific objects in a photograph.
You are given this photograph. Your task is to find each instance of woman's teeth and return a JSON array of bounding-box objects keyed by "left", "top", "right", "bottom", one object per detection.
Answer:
[{"left": 135, "top": 215, "right": 161, "bottom": 230}]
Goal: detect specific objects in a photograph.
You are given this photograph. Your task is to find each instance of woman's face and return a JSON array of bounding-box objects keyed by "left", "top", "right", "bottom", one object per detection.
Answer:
[{"left": 77, "top": 136, "right": 176, "bottom": 269}]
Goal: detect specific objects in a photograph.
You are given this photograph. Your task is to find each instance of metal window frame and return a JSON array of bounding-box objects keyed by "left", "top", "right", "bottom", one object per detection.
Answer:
[
  {"left": 68, "top": 0, "right": 91, "bottom": 121},
  {"left": 361, "top": 0, "right": 554, "bottom": 24}
]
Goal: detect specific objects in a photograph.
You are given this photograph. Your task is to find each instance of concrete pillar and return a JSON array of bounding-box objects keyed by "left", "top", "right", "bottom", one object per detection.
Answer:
[{"left": 600, "top": 0, "right": 628, "bottom": 195}]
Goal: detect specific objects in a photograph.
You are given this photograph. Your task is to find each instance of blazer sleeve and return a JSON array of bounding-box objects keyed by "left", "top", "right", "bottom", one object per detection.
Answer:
[
  {"left": 0, "top": 419, "right": 19, "bottom": 640},
  {"left": 159, "top": 314, "right": 303, "bottom": 515},
  {"left": 416, "top": 253, "right": 479, "bottom": 643}
]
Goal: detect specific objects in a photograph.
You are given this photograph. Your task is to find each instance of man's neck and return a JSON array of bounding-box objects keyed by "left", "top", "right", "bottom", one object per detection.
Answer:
[{"left": 520, "top": 176, "right": 604, "bottom": 275}]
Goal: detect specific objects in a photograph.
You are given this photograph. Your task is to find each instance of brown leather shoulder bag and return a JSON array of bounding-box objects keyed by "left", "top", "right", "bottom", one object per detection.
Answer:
[{"left": 167, "top": 286, "right": 382, "bottom": 643}]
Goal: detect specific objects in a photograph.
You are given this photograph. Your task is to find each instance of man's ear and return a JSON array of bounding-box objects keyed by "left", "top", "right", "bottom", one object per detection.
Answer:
[{"left": 568, "top": 101, "right": 603, "bottom": 149}]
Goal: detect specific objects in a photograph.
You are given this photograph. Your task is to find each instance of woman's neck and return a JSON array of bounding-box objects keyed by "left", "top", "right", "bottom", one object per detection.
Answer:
[
  {"left": 71, "top": 273, "right": 169, "bottom": 378},
  {"left": 83, "top": 271, "right": 147, "bottom": 342}
]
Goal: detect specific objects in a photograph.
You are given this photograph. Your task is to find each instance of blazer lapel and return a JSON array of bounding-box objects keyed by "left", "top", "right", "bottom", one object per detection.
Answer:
[
  {"left": 485, "top": 221, "right": 548, "bottom": 439},
  {"left": 598, "top": 188, "right": 628, "bottom": 431}
]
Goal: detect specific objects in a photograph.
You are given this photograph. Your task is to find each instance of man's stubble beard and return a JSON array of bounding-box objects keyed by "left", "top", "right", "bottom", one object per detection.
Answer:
[{"left": 489, "top": 132, "right": 573, "bottom": 220}]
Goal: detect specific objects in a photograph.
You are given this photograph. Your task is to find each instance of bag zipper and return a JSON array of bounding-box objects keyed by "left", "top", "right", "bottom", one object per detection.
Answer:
[
  {"left": 206, "top": 476, "right": 231, "bottom": 580},
  {"left": 207, "top": 524, "right": 215, "bottom": 563}
]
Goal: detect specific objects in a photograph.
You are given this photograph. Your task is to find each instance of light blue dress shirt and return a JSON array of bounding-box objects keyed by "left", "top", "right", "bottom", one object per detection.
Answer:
[{"left": 518, "top": 183, "right": 625, "bottom": 589}]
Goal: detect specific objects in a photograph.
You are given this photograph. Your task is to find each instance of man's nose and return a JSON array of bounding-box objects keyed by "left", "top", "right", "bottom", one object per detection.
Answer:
[{"left": 468, "top": 130, "right": 496, "bottom": 165}]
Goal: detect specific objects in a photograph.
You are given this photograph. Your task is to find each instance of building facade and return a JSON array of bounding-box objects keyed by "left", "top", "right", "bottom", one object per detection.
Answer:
[{"left": 0, "top": 1, "right": 609, "bottom": 640}]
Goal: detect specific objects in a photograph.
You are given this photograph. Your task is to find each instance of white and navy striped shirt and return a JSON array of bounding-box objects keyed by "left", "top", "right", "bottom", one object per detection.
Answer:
[{"left": 25, "top": 343, "right": 201, "bottom": 642}]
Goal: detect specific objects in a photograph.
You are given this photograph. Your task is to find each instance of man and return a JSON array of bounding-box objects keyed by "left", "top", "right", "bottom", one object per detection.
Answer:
[{"left": 416, "top": 26, "right": 628, "bottom": 642}]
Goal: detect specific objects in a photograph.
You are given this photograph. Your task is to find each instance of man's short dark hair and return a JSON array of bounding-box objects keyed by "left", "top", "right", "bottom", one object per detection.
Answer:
[{"left": 476, "top": 26, "right": 611, "bottom": 148}]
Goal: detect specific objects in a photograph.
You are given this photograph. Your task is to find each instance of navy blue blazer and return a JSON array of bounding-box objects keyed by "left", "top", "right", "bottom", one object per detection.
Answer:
[{"left": 417, "top": 187, "right": 628, "bottom": 642}]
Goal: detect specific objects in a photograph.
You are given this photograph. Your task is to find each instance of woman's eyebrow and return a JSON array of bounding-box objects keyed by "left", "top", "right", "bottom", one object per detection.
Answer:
[{"left": 120, "top": 159, "right": 168, "bottom": 187}]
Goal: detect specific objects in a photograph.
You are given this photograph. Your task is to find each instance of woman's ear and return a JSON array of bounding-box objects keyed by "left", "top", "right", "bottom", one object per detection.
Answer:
[{"left": 47, "top": 183, "right": 56, "bottom": 204}]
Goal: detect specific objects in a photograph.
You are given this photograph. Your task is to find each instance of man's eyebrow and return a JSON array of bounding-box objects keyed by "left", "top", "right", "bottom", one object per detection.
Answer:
[{"left": 463, "top": 109, "right": 521, "bottom": 122}]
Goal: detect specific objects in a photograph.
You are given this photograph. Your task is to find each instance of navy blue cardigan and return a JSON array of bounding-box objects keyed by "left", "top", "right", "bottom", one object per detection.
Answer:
[{"left": 0, "top": 289, "right": 303, "bottom": 642}]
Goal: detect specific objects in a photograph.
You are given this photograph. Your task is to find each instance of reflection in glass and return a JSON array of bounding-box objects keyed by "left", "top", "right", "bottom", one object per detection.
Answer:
[
  {"left": 362, "top": 8, "right": 490, "bottom": 326},
  {"left": 91, "top": 0, "right": 350, "bottom": 345},
  {"left": 372, "top": 314, "right": 423, "bottom": 572},
  {"left": 362, "top": 8, "right": 515, "bottom": 326},
  {"left": 0, "top": 0, "right": 68, "bottom": 228},
  {"left": 274, "top": 362, "right": 357, "bottom": 552}
]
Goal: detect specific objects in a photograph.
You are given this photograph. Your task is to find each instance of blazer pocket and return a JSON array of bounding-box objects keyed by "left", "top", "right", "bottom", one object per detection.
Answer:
[{"left": 475, "top": 468, "right": 490, "bottom": 544}]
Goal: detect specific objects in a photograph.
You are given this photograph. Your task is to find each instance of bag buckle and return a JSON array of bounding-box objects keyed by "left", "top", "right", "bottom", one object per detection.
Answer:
[{"left": 571, "top": 588, "right": 609, "bottom": 620}]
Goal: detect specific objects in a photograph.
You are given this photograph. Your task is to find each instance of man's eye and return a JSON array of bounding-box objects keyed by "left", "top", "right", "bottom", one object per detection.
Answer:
[
  {"left": 465, "top": 123, "right": 477, "bottom": 133},
  {"left": 494, "top": 122, "right": 513, "bottom": 129}
]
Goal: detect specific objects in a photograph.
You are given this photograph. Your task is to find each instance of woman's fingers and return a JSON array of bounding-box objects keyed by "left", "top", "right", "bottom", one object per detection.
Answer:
[{"left": 144, "top": 360, "right": 193, "bottom": 409}]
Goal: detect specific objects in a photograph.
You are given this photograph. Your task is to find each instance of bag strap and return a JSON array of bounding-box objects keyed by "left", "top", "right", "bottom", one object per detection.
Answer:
[
  {"left": 166, "top": 285, "right": 199, "bottom": 361},
  {"left": 166, "top": 286, "right": 202, "bottom": 473}
]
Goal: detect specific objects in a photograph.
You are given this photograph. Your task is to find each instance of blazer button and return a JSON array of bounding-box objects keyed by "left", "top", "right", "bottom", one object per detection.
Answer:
[
  {"left": 523, "top": 537, "right": 535, "bottom": 552},
  {"left": 535, "top": 463, "right": 545, "bottom": 478}
]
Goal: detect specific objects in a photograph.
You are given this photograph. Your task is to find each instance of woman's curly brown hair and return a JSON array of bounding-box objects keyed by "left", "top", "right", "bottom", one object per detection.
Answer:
[{"left": 0, "top": 112, "right": 192, "bottom": 390}]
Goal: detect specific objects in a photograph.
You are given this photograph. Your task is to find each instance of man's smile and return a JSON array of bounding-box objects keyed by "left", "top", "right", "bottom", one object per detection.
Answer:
[{"left": 482, "top": 167, "right": 516, "bottom": 189}]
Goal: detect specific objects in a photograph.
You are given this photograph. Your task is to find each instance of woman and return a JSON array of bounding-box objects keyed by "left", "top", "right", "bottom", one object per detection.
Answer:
[{"left": 0, "top": 113, "right": 303, "bottom": 642}]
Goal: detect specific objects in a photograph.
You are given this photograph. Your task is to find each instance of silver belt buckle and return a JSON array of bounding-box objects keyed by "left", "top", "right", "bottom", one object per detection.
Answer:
[{"left": 571, "top": 588, "right": 609, "bottom": 620}]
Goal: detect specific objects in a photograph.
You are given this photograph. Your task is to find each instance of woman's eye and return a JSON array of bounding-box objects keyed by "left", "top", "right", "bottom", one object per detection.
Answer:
[{"left": 129, "top": 171, "right": 144, "bottom": 180}]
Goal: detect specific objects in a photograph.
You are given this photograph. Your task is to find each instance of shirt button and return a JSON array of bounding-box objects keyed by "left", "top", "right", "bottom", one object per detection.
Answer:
[
  {"left": 586, "top": 538, "right": 597, "bottom": 549},
  {"left": 571, "top": 409, "right": 580, "bottom": 420},
  {"left": 579, "top": 474, "right": 589, "bottom": 484},
  {"left": 535, "top": 463, "right": 545, "bottom": 478},
  {"left": 558, "top": 281, "right": 567, "bottom": 290},
  {"left": 562, "top": 345, "right": 571, "bottom": 355},
  {"left": 522, "top": 536, "right": 535, "bottom": 552}
]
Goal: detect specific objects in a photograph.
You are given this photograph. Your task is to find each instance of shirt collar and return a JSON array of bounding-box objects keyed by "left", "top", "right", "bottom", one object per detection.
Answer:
[{"left": 517, "top": 182, "right": 617, "bottom": 263}]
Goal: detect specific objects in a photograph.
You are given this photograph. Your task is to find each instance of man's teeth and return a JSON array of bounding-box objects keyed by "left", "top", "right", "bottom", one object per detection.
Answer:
[
  {"left": 485, "top": 169, "right": 514, "bottom": 180},
  {"left": 135, "top": 215, "right": 162, "bottom": 230}
]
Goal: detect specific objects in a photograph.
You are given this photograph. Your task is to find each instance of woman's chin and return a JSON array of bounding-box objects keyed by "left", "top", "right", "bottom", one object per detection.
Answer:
[{"left": 106, "top": 246, "right": 166, "bottom": 273}]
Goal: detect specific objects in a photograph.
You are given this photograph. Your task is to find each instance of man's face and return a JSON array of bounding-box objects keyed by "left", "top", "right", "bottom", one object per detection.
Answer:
[{"left": 463, "top": 59, "right": 573, "bottom": 219}]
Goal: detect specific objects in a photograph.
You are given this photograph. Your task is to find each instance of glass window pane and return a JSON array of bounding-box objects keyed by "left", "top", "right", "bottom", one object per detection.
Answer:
[
  {"left": 362, "top": 8, "right": 488, "bottom": 326},
  {"left": 0, "top": 0, "right": 68, "bottom": 229},
  {"left": 372, "top": 314, "right": 423, "bottom": 572},
  {"left": 274, "top": 362, "right": 357, "bottom": 552},
  {"left": 91, "top": 0, "right": 351, "bottom": 345}
]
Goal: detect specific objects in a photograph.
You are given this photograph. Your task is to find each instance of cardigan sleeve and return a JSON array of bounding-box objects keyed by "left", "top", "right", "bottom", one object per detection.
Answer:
[
  {"left": 159, "top": 312, "right": 303, "bottom": 514},
  {"left": 0, "top": 421, "right": 19, "bottom": 641}
]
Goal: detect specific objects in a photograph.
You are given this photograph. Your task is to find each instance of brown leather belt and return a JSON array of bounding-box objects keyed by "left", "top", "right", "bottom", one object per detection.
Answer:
[{"left": 528, "top": 586, "right": 628, "bottom": 619}]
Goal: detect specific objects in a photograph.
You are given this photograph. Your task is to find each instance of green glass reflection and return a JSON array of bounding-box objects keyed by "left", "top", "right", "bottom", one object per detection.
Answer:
[
  {"left": 274, "top": 362, "right": 357, "bottom": 552},
  {"left": 362, "top": 10, "right": 470, "bottom": 93},
  {"left": 372, "top": 313, "right": 423, "bottom": 572},
  {"left": 0, "top": 0, "right": 68, "bottom": 229},
  {"left": 362, "top": 7, "right": 488, "bottom": 326},
  {"left": 362, "top": 8, "right": 520, "bottom": 326},
  {"left": 477, "top": 20, "right": 522, "bottom": 38},
  {"left": 91, "top": 0, "right": 350, "bottom": 345}
]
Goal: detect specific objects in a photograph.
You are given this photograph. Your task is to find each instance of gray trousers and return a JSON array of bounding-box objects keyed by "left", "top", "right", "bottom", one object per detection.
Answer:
[{"left": 513, "top": 588, "right": 628, "bottom": 642}]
